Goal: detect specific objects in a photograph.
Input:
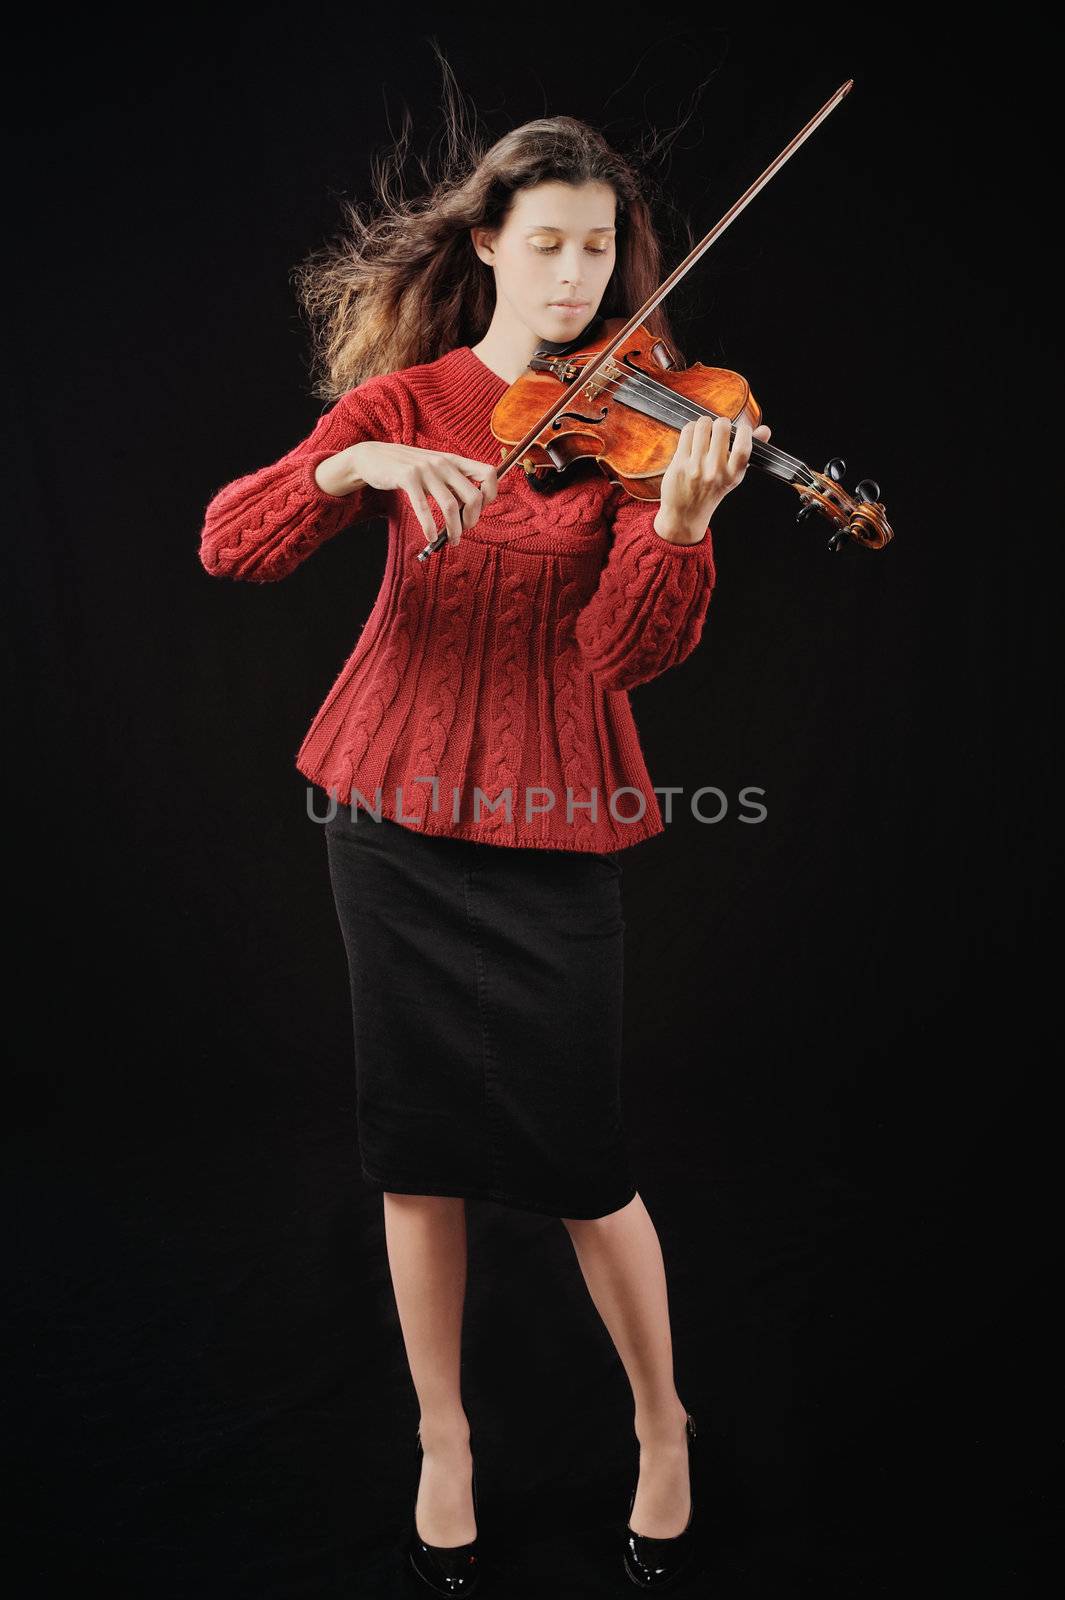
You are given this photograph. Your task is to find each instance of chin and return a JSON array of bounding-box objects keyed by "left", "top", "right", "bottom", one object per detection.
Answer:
[{"left": 536, "top": 308, "right": 596, "bottom": 342}]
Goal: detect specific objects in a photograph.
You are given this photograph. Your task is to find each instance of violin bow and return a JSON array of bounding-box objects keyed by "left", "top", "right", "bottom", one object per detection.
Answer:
[{"left": 418, "top": 79, "right": 856, "bottom": 563}]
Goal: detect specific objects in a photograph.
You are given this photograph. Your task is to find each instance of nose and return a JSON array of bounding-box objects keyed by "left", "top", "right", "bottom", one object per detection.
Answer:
[{"left": 559, "top": 246, "right": 586, "bottom": 289}]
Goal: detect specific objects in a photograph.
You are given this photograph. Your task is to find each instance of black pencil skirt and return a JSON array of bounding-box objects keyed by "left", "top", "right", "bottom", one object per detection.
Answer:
[{"left": 323, "top": 807, "right": 638, "bottom": 1220}]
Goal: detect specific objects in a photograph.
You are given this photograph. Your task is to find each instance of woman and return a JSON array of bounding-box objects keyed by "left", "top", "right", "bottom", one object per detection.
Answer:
[{"left": 199, "top": 97, "right": 769, "bottom": 1594}]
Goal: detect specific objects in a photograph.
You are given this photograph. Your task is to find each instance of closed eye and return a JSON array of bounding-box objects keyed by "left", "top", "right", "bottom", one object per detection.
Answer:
[{"left": 533, "top": 245, "right": 610, "bottom": 255}]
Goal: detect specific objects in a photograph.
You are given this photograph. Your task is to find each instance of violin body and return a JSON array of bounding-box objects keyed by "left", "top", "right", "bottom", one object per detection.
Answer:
[{"left": 490, "top": 317, "right": 764, "bottom": 502}]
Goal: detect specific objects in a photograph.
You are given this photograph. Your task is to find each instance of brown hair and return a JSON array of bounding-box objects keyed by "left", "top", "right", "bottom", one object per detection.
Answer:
[{"left": 291, "top": 52, "right": 689, "bottom": 401}]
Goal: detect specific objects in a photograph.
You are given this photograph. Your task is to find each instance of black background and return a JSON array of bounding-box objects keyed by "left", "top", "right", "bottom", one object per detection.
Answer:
[{"left": 4, "top": 5, "right": 1058, "bottom": 1595}]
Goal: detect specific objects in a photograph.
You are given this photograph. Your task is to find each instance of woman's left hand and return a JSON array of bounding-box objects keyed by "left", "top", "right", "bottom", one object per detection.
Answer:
[{"left": 654, "top": 413, "right": 772, "bottom": 543}]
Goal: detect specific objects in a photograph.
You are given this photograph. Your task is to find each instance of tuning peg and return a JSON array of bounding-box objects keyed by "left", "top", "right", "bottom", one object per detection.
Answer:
[
  {"left": 795, "top": 500, "right": 818, "bottom": 523},
  {"left": 854, "top": 478, "right": 881, "bottom": 503},
  {"left": 822, "top": 457, "right": 846, "bottom": 482}
]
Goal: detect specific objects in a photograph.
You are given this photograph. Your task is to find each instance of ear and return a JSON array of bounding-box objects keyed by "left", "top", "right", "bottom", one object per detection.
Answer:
[{"left": 470, "top": 225, "right": 496, "bottom": 266}]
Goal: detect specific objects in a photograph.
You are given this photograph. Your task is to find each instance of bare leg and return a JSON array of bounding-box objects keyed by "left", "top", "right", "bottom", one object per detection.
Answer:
[
  {"left": 561, "top": 1192, "right": 691, "bottom": 1537},
  {"left": 382, "top": 1192, "right": 476, "bottom": 1545}
]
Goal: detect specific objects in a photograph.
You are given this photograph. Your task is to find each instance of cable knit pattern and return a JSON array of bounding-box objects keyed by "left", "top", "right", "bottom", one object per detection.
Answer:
[
  {"left": 197, "top": 344, "right": 721, "bottom": 853},
  {"left": 403, "top": 552, "right": 477, "bottom": 826},
  {"left": 553, "top": 564, "right": 606, "bottom": 851},
  {"left": 478, "top": 559, "right": 537, "bottom": 841},
  {"left": 329, "top": 553, "right": 427, "bottom": 799},
  {"left": 199, "top": 376, "right": 406, "bottom": 581},
  {"left": 572, "top": 484, "right": 717, "bottom": 691}
]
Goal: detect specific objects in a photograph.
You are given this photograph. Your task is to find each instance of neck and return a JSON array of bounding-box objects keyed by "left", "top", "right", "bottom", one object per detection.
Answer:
[{"left": 469, "top": 312, "right": 552, "bottom": 386}]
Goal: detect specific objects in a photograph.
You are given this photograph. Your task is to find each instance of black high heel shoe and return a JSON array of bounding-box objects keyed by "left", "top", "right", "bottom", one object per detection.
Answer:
[
  {"left": 622, "top": 1411, "right": 698, "bottom": 1590},
  {"left": 407, "top": 1429, "right": 481, "bottom": 1596}
]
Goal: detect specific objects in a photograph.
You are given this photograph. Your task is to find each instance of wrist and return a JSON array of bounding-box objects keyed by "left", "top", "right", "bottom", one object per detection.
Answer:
[
  {"left": 653, "top": 504, "right": 711, "bottom": 543},
  {"left": 314, "top": 447, "right": 367, "bottom": 498}
]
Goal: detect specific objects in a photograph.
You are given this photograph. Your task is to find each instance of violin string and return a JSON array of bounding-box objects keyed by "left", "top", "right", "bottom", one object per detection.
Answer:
[
  {"left": 552, "top": 356, "right": 818, "bottom": 487},
  {"left": 593, "top": 357, "right": 810, "bottom": 474},
  {"left": 593, "top": 358, "right": 816, "bottom": 484}
]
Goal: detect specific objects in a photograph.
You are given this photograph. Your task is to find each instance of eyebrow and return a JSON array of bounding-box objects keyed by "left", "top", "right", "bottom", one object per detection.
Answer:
[{"left": 523, "top": 224, "right": 616, "bottom": 233}]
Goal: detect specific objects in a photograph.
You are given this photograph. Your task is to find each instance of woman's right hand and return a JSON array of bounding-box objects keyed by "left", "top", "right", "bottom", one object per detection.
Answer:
[{"left": 335, "top": 441, "right": 499, "bottom": 547}]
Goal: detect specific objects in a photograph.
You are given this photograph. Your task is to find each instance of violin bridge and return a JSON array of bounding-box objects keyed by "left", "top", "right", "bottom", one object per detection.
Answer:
[{"left": 547, "top": 358, "right": 581, "bottom": 384}]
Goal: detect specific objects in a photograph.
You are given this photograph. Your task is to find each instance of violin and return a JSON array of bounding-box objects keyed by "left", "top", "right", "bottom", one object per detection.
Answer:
[
  {"left": 488, "top": 314, "right": 892, "bottom": 554},
  {"left": 417, "top": 78, "right": 893, "bottom": 564}
]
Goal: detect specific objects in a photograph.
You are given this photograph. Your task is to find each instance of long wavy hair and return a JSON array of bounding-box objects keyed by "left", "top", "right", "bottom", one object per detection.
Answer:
[{"left": 291, "top": 54, "right": 691, "bottom": 401}]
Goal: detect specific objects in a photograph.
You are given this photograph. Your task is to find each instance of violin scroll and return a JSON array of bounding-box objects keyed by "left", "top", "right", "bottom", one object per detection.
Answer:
[{"left": 795, "top": 459, "right": 894, "bottom": 553}]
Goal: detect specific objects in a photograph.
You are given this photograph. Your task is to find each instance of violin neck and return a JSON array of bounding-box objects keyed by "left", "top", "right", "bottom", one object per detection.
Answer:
[
  {"left": 686, "top": 408, "right": 809, "bottom": 491},
  {"left": 737, "top": 427, "right": 810, "bottom": 489}
]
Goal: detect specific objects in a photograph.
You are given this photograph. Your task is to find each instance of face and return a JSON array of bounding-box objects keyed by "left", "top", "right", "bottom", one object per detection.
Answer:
[{"left": 471, "top": 180, "right": 617, "bottom": 342}]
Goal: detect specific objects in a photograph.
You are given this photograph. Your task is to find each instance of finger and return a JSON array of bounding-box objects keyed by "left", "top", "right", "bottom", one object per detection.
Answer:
[
  {"left": 422, "top": 467, "right": 464, "bottom": 545},
  {"left": 689, "top": 414, "right": 716, "bottom": 475},
  {"left": 699, "top": 415, "right": 731, "bottom": 477},
  {"left": 450, "top": 456, "right": 499, "bottom": 501},
  {"left": 402, "top": 474, "right": 440, "bottom": 544},
  {"left": 726, "top": 415, "right": 753, "bottom": 476},
  {"left": 439, "top": 462, "right": 488, "bottom": 529},
  {"left": 674, "top": 419, "right": 697, "bottom": 462}
]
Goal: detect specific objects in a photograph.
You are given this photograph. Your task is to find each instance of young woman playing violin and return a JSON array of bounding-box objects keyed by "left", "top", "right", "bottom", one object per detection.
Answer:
[{"left": 200, "top": 100, "right": 769, "bottom": 1595}]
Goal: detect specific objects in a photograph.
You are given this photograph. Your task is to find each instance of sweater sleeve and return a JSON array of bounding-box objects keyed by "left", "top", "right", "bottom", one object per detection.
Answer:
[
  {"left": 198, "top": 376, "right": 402, "bottom": 582},
  {"left": 572, "top": 484, "right": 718, "bottom": 691}
]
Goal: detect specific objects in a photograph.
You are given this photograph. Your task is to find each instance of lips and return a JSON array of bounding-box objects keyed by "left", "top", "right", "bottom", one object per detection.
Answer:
[{"left": 551, "top": 301, "right": 589, "bottom": 309}]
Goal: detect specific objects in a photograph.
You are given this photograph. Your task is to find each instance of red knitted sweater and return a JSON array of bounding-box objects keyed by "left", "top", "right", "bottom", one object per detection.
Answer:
[{"left": 198, "top": 344, "right": 718, "bottom": 853}]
